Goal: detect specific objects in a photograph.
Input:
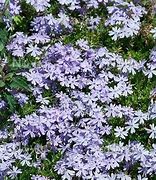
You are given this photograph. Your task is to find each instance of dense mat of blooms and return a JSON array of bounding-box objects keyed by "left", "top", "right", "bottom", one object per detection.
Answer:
[
  {"left": 0, "top": 0, "right": 156, "bottom": 179},
  {"left": 105, "top": 0, "right": 146, "bottom": 40}
]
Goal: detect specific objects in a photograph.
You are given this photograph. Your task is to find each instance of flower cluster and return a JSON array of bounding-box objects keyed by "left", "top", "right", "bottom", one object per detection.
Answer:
[
  {"left": 14, "top": 92, "right": 29, "bottom": 106},
  {"left": 0, "top": 142, "right": 31, "bottom": 179},
  {"left": 56, "top": 141, "right": 156, "bottom": 179},
  {"left": 12, "top": 42, "right": 154, "bottom": 179},
  {"left": 57, "top": 0, "right": 108, "bottom": 10},
  {"left": 105, "top": 0, "right": 146, "bottom": 40},
  {"left": 0, "top": 0, "right": 156, "bottom": 179},
  {"left": 7, "top": 12, "right": 72, "bottom": 58},
  {"left": 26, "top": 0, "right": 50, "bottom": 12}
]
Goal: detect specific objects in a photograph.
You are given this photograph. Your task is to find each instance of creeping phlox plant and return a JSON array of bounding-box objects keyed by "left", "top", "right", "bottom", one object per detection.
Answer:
[
  {"left": 105, "top": 0, "right": 146, "bottom": 40},
  {"left": 0, "top": 0, "right": 156, "bottom": 179}
]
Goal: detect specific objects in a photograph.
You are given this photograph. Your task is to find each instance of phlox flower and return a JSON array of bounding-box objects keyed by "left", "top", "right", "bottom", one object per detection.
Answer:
[
  {"left": 7, "top": 166, "right": 22, "bottom": 179},
  {"left": 146, "top": 124, "right": 156, "bottom": 139},
  {"left": 26, "top": 44, "right": 42, "bottom": 57},
  {"left": 114, "top": 127, "right": 128, "bottom": 139},
  {"left": 125, "top": 119, "right": 139, "bottom": 134}
]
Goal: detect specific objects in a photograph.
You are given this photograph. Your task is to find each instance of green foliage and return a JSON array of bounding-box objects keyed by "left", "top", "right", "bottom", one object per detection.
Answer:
[
  {"left": 19, "top": 102, "right": 37, "bottom": 116},
  {"left": 10, "top": 76, "right": 31, "bottom": 92},
  {"left": 39, "top": 151, "right": 62, "bottom": 180},
  {"left": 0, "top": 68, "right": 31, "bottom": 112},
  {"left": 0, "top": 29, "right": 8, "bottom": 54},
  {"left": 0, "top": 80, "right": 5, "bottom": 87},
  {"left": 3, "top": 93, "right": 17, "bottom": 112},
  {"left": 0, "top": 0, "right": 156, "bottom": 179}
]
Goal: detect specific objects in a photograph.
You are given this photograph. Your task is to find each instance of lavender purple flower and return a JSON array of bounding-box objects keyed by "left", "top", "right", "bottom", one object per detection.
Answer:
[{"left": 1, "top": 0, "right": 156, "bottom": 179}]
